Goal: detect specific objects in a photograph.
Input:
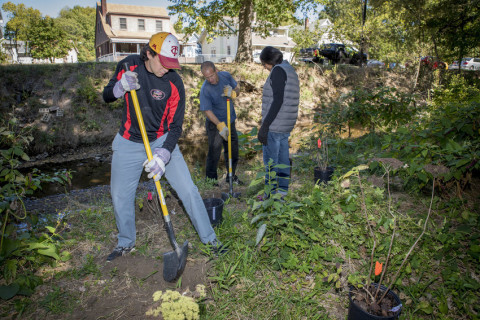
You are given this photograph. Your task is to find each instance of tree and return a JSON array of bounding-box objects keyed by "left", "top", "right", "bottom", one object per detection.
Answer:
[
  {"left": 322, "top": 0, "right": 480, "bottom": 65},
  {"left": 423, "top": 0, "right": 480, "bottom": 63},
  {"left": 168, "top": 0, "right": 321, "bottom": 63},
  {"left": 322, "top": 0, "right": 427, "bottom": 63},
  {"left": 0, "top": 40, "right": 8, "bottom": 64},
  {"left": 173, "top": 19, "right": 184, "bottom": 34},
  {"left": 29, "top": 17, "right": 71, "bottom": 63},
  {"left": 56, "top": 6, "right": 96, "bottom": 62},
  {"left": 290, "top": 19, "right": 329, "bottom": 56},
  {"left": 2, "top": 2, "right": 42, "bottom": 59}
]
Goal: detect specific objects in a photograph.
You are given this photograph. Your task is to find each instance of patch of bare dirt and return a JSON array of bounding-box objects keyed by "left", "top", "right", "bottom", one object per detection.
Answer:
[
  {"left": 65, "top": 256, "right": 209, "bottom": 320},
  {"left": 18, "top": 176, "right": 252, "bottom": 320}
]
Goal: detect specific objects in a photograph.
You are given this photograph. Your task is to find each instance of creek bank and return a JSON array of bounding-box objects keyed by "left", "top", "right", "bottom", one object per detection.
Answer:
[
  {"left": 1, "top": 62, "right": 414, "bottom": 164},
  {"left": 24, "top": 181, "right": 157, "bottom": 215}
]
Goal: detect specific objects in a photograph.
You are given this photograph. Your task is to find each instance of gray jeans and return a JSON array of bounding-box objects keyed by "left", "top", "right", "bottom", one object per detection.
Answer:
[{"left": 110, "top": 133, "right": 216, "bottom": 248}]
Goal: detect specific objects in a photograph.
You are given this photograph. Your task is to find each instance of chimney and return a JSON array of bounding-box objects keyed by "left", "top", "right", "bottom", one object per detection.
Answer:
[
  {"left": 305, "top": 18, "right": 309, "bottom": 31},
  {"left": 101, "top": 0, "right": 107, "bottom": 17}
]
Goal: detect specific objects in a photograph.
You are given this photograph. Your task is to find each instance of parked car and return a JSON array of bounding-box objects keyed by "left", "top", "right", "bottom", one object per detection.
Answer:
[
  {"left": 366, "top": 59, "right": 385, "bottom": 68},
  {"left": 299, "top": 47, "right": 316, "bottom": 58},
  {"left": 420, "top": 56, "right": 447, "bottom": 70},
  {"left": 316, "top": 43, "right": 367, "bottom": 65},
  {"left": 459, "top": 57, "right": 480, "bottom": 70},
  {"left": 253, "top": 52, "right": 261, "bottom": 64},
  {"left": 450, "top": 60, "right": 460, "bottom": 69}
]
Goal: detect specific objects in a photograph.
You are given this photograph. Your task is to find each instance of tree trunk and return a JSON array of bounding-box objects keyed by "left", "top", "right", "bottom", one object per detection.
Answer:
[{"left": 235, "top": 0, "right": 254, "bottom": 63}]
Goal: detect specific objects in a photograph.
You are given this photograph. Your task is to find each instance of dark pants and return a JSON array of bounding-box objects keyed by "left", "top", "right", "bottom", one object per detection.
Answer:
[{"left": 205, "top": 120, "right": 239, "bottom": 180}]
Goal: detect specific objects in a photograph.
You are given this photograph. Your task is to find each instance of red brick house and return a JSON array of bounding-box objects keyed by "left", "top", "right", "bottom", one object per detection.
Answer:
[{"left": 95, "top": 0, "right": 174, "bottom": 62}]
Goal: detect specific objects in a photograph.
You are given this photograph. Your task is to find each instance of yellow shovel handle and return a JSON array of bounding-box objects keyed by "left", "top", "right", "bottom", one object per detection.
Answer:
[
  {"left": 129, "top": 84, "right": 169, "bottom": 218},
  {"left": 227, "top": 99, "right": 232, "bottom": 177}
]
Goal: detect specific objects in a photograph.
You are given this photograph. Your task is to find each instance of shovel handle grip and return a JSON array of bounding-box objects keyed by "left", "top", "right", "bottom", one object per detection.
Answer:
[{"left": 123, "top": 63, "right": 170, "bottom": 219}]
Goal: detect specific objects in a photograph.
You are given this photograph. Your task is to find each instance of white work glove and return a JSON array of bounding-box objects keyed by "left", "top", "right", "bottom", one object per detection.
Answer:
[
  {"left": 143, "top": 148, "right": 171, "bottom": 181},
  {"left": 222, "top": 85, "right": 237, "bottom": 99},
  {"left": 113, "top": 71, "right": 141, "bottom": 98},
  {"left": 216, "top": 122, "right": 229, "bottom": 141}
]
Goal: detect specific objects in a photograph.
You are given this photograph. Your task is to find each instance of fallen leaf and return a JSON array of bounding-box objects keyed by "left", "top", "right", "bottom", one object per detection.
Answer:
[{"left": 340, "top": 179, "right": 351, "bottom": 188}]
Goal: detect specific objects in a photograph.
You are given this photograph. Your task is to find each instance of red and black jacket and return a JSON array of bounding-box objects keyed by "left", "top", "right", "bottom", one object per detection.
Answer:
[{"left": 103, "top": 55, "right": 185, "bottom": 153}]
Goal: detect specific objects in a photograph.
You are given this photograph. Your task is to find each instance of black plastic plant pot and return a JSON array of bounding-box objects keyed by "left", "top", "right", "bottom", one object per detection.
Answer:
[
  {"left": 348, "top": 284, "right": 402, "bottom": 320},
  {"left": 203, "top": 198, "right": 224, "bottom": 227},
  {"left": 314, "top": 166, "right": 334, "bottom": 185}
]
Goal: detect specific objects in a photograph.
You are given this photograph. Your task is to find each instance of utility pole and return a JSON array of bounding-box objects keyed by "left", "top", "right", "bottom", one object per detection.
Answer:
[{"left": 360, "top": 0, "right": 367, "bottom": 67}]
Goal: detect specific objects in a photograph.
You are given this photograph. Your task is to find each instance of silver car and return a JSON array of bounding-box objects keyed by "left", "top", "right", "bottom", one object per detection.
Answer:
[
  {"left": 452, "top": 57, "right": 480, "bottom": 70},
  {"left": 462, "top": 57, "right": 480, "bottom": 70}
]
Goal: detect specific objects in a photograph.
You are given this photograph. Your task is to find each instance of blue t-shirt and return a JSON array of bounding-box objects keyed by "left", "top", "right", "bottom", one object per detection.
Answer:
[{"left": 200, "top": 71, "right": 237, "bottom": 123}]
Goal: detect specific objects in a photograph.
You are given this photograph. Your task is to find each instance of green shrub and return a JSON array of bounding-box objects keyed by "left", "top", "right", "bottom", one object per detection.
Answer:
[
  {"left": 76, "top": 75, "right": 99, "bottom": 105},
  {"left": 0, "top": 117, "right": 72, "bottom": 300}
]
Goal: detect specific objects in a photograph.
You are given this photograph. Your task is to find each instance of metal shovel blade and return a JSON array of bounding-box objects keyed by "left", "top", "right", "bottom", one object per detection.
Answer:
[{"left": 163, "top": 240, "right": 188, "bottom": 282}]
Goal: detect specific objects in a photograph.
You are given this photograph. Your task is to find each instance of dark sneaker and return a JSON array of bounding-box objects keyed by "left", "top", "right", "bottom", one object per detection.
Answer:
[
  {"left": 207, "top": 239, "right": 228, "bottom": 256},
  {"left": 225, "top": 175, "right": 244, "bottom": 186},
  {"left": 106, "top": 246, "right": 135, "bottom": 262}
]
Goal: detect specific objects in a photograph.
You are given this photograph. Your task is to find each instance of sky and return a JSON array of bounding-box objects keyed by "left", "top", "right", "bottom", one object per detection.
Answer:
[{"left": 1, "top": 0, "right": 174, "bottom": 20}]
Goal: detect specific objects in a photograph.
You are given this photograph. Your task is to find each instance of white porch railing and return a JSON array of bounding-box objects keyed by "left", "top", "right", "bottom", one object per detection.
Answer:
[{"left": 97, "top": 53, "right": 237, "bottom": 64}]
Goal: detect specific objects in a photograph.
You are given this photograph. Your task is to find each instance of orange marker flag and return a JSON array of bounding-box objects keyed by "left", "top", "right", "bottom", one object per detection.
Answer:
[{"left": 375, "top": 261, "right": 383, "bottom": 276}]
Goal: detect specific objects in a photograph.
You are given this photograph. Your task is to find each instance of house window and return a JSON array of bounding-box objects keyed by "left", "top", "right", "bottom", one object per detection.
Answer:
[
  {"left": 138, "top": 19, "right": 145, "bottom": 31},
  {"left": 120, "top": 18, "right": 127, "bottom": 30},
  {"left": 156, "top": 20, "right": 163, "bottom": 32},
  {"left": 227, "top": 46, "right": 231, "bottom": 55},
  {"left": 117, "top": 43, "right": 137, "bottom": 53},
  {"left": 211, "top": 48, "right": 216, "bottom": 57}
]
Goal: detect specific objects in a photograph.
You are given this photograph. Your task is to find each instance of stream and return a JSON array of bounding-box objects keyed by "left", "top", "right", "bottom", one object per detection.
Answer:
[{"left": 23, "top": 141, "right": 211, "bottom": 214}]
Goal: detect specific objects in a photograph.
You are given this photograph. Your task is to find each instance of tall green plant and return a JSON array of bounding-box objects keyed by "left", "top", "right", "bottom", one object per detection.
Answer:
[
  {"left": 319, "top": 86, "right": 416, "bottom": 137},
  {"left": 381, "top": 78, "right": 480, "bottom": 193},
  {"left": 0, "top": 117, "right": 72, "bottom": 300}
]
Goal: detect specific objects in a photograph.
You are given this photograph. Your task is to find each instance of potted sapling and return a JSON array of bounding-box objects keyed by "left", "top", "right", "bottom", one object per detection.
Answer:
[
  {"left": 346, "top": 159, "right": 438, "bottom": 319},
  {"left": 314, "top": 137, "right": 334, "bottom": 184}
]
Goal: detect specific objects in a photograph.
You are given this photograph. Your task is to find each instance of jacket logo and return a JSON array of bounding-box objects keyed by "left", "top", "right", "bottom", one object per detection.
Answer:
[{"left": 151, "top": 89, "right": 165, "bottom": 100}]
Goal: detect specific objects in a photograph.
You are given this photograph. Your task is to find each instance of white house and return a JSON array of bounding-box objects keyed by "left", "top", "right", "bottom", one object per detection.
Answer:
[
  {"left": 1, "top": 9, "right": 77, "bottom": 64},
  {"left": 176, "top": 32, "right": 203, "bottom": 63},
  {"left": 2, "top": 40, "right": 78, "bottom": 64},
  {"left": 251, "top": 26, "right": 296, "bottom": 62},
  {"left": 198, "top": 20, "right": 297, "bottom": 63},
  {"left": 305, "top": 18, "right": 338, "bottom": 46},
  {"left": 197, "top": 33, "right": 237, "bottom": 63}
]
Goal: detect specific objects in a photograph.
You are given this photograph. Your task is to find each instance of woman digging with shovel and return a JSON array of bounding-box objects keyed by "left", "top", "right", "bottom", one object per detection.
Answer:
[{"left": 102, "top": 33, "right": 226, "bottom": 277}]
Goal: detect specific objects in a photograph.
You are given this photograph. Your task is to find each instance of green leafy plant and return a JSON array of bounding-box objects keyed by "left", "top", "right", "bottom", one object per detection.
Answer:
[
  {"left": 0, "top": 116, "right": 72, "bottom": 300},
  {"left": 248, "top": 161, "right": 315, "bottom": 250},
  {"left": 76, "top": 75, "right": 99, "bottom": 105},
  {"left": 319, "top": 86, "right": 416, "bottom": 137},
  {"left": 238, "top": 127, "right": 262, "bottom": 159}
]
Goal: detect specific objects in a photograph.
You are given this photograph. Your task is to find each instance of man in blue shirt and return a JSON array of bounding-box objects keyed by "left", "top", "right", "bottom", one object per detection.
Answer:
[{"left": 200, "top": 61, "right": 243, "bottom": 185}]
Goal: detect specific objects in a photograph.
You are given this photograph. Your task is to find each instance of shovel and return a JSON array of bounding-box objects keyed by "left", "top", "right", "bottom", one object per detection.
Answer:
[
  {"left": 124, "top": 63, "right": 188, "bottom": 282},
  {"left": 221, "top": 98, "right": 241, "bottom": 201}
]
